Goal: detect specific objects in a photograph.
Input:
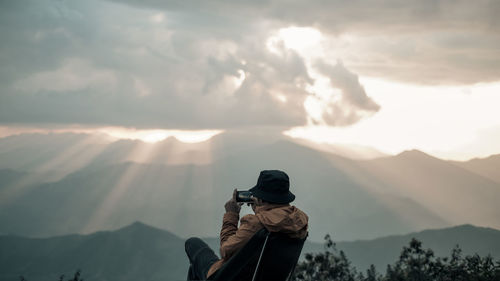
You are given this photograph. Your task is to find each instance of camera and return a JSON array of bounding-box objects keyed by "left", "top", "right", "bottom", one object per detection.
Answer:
[{"left": 236, "top": 190, "right": 253, "bottom": 203}]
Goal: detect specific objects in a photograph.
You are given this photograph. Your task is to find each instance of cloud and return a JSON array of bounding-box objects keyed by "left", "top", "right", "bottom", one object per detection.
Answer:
[
  {"left": 0, "top": 0, "right": 381, "bottom": 129},
  {"left": 111, "top": 0, "right": 500, "bottom": 30},
  {"left": 14, "top": 58, "right": 117, "bottom": 93},
  {"left": 306, "top": 61, "right": 380, "bottom": 126},
  {"left": 110, "top": 0, "right": 500, "bottom": 84},
  {"left": 317, "top": 61, "right": 380, "bottom": 112},
  {"left": 2, "top": 0, "right": 495, "bottom": 129}
]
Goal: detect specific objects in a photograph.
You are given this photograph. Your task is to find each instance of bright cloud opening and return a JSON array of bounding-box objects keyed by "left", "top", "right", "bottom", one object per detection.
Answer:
[
  {"left": 150, "top": 13, "right": 165, "bottom": 23},
  {"left": 303, "top": 96, "right": 324, "bottom": 123},
  {"left": 101, "top": 128, "right": 223, "bottom": 143},
  {"left": 266, "top": 26, "right": 323, "bottom": 56},
  {"left": 278, "top": 27, "right": 323, "bottom": 53},
  {"left": 0, "top": 126, "right": 223, "bottom": 144},
  {"left": 233, "top": 69, "right": 246, "bottom": 89},
  {"left": 285, "top": 79, "right": 500, "bottom": 161}
]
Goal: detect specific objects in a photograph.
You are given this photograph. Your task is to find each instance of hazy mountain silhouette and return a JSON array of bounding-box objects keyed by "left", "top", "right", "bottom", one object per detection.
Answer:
[
  {"left": 0, "top": 142, "right": 446, "bottom": 241},
  {"left": 451, "top": 154, "right": 500, "bottom": 184},
  {"left": 0, "top": 132, "right": 499, "bottom": 241},
  {"left": 291, "top": 137, "right": 387, "bottom": 160},
  {"left": 352, "top": 149, "right": 500, "bottom": 231},
  {"left": 306, "top": 224, "right": 500, "bottom": 271},
  {"left": 0, "top": 169, "right": 26, "bottom": 189},
  {"left": 0, "top": 133, "right": 112, "bottom": 177},
  {"left": 1, "top": 222, "right": 499, "bottom": 281},
  {"left": 0, "top": 221, "right": 186, "bottom": 281}
]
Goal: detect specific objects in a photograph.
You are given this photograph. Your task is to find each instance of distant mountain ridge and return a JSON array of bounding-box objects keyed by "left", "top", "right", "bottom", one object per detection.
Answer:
[
  {"left": 451, "top": 154, "right": 500, "bottom": 184},
  {"left": 1, "top": 222, "right": 499, "bottom": 281},
  {"left": 0, "top": 132, "right": 499, "bottom": 241},
  {"left": 0, "top": 221, "right": 186, "bottom": 281},
  {"left": 324, "top": 224, "right": 500, "bottom": 271}
]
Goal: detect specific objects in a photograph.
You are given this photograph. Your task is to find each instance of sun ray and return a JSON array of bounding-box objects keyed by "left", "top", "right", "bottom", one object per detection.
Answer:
[
  {"left": 329, "top": 153, "right": 500, "bottom": 230},
  {"left": 99, "top": 127, "right": 222, "bottom": 144},
  {"left": 82, "top": 141, "right": 158, "bottom": 233},
  {"left": 325, "top": 157, "right": 451, "bottom": 230},
  {"left": 35, "top": 134, "right": 111, "bottom": 179},
  {"left": 0, "top": 134, "right": 112, "bottom": 206}
]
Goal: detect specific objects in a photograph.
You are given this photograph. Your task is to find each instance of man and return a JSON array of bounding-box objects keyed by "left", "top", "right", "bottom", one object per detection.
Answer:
[{"left": 185, "top": 170, "right": 309, "bottom": 281}]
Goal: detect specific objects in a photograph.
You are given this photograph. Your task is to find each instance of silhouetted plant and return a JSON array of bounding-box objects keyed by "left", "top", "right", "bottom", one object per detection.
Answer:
[
  {"left": 69, "top": 269, "right": 83, "bottom": 281},
  {"left": 18, "top": 270, "right": 83, "bottom": 281},
  {"left": 292, "top": 234, "right": 358, "bottom": 281},
  {"left": 364, "top": 264, "right": 380, "bottom": 281},
  {"left": 292, "top": 236, "right": 500, "bottom": 281}
]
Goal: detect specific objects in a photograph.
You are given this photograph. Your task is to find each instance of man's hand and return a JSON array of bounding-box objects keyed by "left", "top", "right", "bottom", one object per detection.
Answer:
[{"left": 225, "top": 189, "right": 243, "bottom": 214}]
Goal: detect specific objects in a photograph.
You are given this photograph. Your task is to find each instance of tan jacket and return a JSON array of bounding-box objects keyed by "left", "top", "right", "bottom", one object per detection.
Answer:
[{"left": 207, "top": 204, "right": 309, "bottom": 278}]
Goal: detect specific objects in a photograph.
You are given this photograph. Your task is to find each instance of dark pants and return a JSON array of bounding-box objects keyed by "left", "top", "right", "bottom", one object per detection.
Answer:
[{"left": 185, "top": 237, "right": 219, "bottom": 281}]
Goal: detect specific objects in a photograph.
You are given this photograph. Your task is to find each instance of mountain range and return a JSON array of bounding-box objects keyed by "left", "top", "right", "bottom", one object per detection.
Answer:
[
  {"left": 1, "top": 222, "right": 499, "bottom": 281},
  {"left": 0, "top": 131, "right": 499, "bottom": 242}
]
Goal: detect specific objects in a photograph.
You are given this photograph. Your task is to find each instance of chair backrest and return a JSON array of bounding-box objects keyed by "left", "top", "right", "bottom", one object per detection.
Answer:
[{"left": 211, "top": 228, "right": 307, "bottom": 281}]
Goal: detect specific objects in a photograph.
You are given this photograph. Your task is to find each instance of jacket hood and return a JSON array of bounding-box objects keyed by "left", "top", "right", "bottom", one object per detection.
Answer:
[{"left": 255, "top": 204, "right": 308, "bottom": 239}]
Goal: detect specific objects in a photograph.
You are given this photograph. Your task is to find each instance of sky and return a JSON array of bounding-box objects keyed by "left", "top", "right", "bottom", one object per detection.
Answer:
[{"left": 0, "top": 0, "right": 499, "bottom": 160}]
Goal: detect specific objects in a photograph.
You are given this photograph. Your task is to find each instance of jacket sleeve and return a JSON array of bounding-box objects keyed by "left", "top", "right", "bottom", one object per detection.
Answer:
[{"left": 219, "top": 212, "right": 262, "bottom": 260}]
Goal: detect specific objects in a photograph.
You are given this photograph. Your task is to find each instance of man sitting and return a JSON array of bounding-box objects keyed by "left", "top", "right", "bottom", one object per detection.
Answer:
[{"left": 185, "top": 170, "right": 309, "bottom": 281}]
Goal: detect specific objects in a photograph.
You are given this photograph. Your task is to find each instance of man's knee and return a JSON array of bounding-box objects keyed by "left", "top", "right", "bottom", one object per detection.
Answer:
[{"left": 185, "top": 237, "right": 204, "bottom": 254}]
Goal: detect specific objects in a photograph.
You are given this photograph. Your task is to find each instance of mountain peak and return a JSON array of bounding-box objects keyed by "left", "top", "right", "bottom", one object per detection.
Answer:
[
  {"left": 130, "top": 221, "right": 148, "bottom": 227},
  {"left": 117, "top": 221, "right": 158, "bottom": 233},
  {"left": 113, "top": 221, "right": 183, "bottom": 242},
  {"left": 396, "top": 149, "right": 434, "bottom": 159},
  {"left": 444, "top": 224, "right": 499, "bottom": 233},
  {"left": 466, "top": 153, "right": 500, "bottom": 163},
  {"left": 156, "top": 136, "right": 182, "bottom": 144}
]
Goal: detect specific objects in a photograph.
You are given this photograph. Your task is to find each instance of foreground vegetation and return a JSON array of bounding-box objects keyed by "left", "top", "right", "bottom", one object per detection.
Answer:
[
  {"left": 20, "top": 270, "right": 83, "bottom": 281},
  {"left": 19, "top": 236, "right": 500, "bottom": 281},
  {"left": 292, "top": 235, "right": 500, "bottom": 281}
]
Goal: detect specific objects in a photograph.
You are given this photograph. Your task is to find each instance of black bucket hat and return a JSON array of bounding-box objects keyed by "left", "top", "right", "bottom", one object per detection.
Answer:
[{"left": 249, "top": 170, "right": 295, "bottom": 204}]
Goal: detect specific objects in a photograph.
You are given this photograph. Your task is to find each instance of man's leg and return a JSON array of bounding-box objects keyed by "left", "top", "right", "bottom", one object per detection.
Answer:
[
  {"left": 187, "top": 264, "right": 197, "bottom": 281},
  {"left": 185, "top": 237, "right": 219, "bottom": 281}
]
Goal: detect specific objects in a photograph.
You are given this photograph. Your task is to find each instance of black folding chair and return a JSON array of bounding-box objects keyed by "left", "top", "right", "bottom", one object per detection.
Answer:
[{"left": 210, "top": 228, "right": 307, "bottom": 281}]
